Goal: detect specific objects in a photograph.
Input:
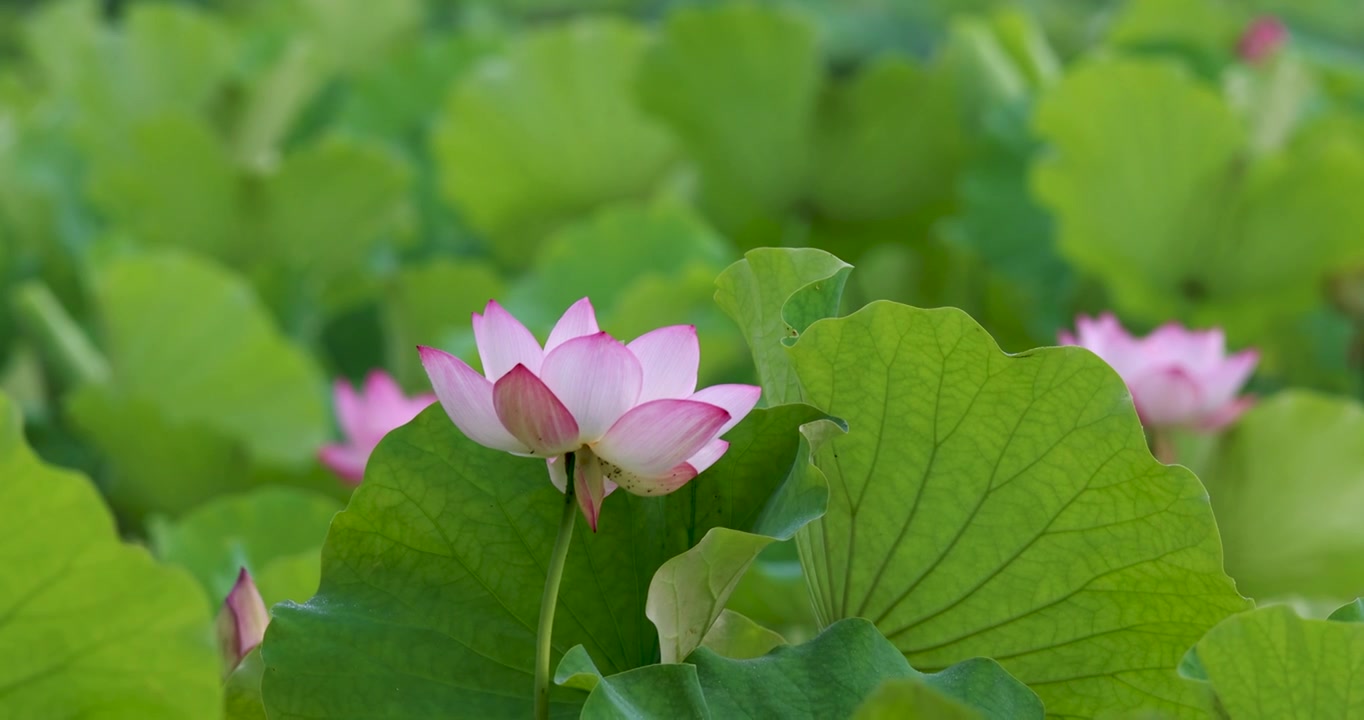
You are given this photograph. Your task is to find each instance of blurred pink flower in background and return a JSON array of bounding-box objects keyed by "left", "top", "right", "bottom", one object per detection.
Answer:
[
  {"left": 1060, "top": 313, "right": 1259, "bottom": 432},
  {"left": 319, "top": 370, "right": 435, "bottom": 484},
  {"left": 217, "top": 568, "right": 268, "bottom": 674},
  {"left": 419, "top": 297, "right": 760, "bottom": 531},
  {"left": 1238, "top": 16, "right": 1288, "bottom": 63}
]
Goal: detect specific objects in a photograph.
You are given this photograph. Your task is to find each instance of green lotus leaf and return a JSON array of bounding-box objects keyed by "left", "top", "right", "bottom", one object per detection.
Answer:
[
  {"left": 433, "top": 19, "right": 675, "bottom": 265},
  {"left": 580, "top": 618, "right": 1038, "bottom": 719},
  {"left": 149, "top": 486, "right": 341, "bottom": 606},
  {"left": 787, "top": 298, "right": 1249, "bottom": 717},
  {"left": 1033, "top": 58, "right": 1364, "bottom": 337},
  {"left": 851, "top": 677, "right": 978, "bottom": 720},
  {"left": 1194, "top": 605, "right": 1364, "bottom": 718},
  {"left": 262, "top": 402, "right": 823, "bottom": 718},
  {"left": 638, "top": 5, "right": 819, "bottom": 243},
  {"left": 0, "top": 392, "right": 221, "bottom": 718},
  {"left": 68, "top": 251, "right": 329, "bottom": 520},
  {"left": 1198, "top": 391, "right": 1364, "bottom": 601},
  {"left": 699, "top": 609, "right": 787, "bottom": 660},
  {"left": 715, "top": 248, "right": 851, "bottom": 406}
]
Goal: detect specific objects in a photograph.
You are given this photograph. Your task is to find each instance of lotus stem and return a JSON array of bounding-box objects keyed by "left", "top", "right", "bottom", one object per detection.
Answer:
[{"left": 534, "top": 452, "right": 576, "bottom": 720}]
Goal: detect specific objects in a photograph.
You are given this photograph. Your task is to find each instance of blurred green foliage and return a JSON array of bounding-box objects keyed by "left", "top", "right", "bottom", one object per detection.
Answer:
[{"left": 3, "top": 1, "right": 1364, "bottom": 715}]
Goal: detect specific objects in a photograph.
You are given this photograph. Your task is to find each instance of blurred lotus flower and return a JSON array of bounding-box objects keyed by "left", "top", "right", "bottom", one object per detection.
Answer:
[
  {"left": 419, "top": 298, "right": 759, "bottom": 531},
  {"left": 1238, "top": 16, "right": 1287, "bottom": 63},
  {"left": 320, "top": 370, "right": 435, "bottom": 485},
  {"left": 1059, "top": 314, "right": 1259, "bottom": 431},
  {"left": 217, "top": 568, "right": 268, "bottom": 673}
]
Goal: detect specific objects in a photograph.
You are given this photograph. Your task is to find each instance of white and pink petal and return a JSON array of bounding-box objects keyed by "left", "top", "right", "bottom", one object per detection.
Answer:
[
  {"left": 604, "top": 457, "right": 698, "bottom": 497},
  {"left": 574, "top": 448, "right": 608, "bottom": 532},
  {"left": 687, "top": 384, "right": 761, "bottom": 436},
  {"left": 628, "top": 325, "right": 700, "bottom": 403},
  {"left": 595, "top": 399, "right": 730, "bottom": 477},
  {"left": 473, "top": 300, "right": 544, "bottom": 381},
  {"left": 319, "top": 444, "right": 368, "bottom": 485},
  {"left": 685, "top": 439, "right": 729, "bottom": 475},
  {"left": 493, "top": 364, "right": 581, "bottom": 456},
  {"left": 1130, "top": 367, "right": 1204, "bottom": 427},
  {"left": 540, "top": 333, "right": 643, "bottom": 441},
  {"left": 420, "top": 346, "right": 530, "bottom": 454},
  {"left": 545, "top": 298, "right": 601, "bottom": 354},
  {"left": 1199, "top": 348, "right": 1260, "bottom": 410}
]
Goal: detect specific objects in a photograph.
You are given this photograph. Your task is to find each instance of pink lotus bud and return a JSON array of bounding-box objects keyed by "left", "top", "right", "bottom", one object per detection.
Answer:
[
  {"left": 1238, "top": 16, "right": 1288, "bottom": 63},
  {"left": 418, "top": 298, "right": 759, "bottom": 531},
  {"left": 217, "top": 568, "right": 269, "bottom": 673},
  {"left": 319, "top": 370, "right": 436, "bottom": 485},
  {"left": 1060, "top": 314, "right": 1259, "bottom": 432}
]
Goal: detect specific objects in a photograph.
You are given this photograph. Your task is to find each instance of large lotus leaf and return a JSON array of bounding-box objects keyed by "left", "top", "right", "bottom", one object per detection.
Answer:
[
  {"left": 787, "top": 299, "right": 1250, "bottom": 717},
  {"left": 1329, "top": 598, "right": 1364, "bottom": 623},
  {"left": 579, "top": 619, "right": 1038, "bottom": 719},
  {"left": 261, "top": 135, "right": 411, "bottom": 276},
  {"left": 111, "top": 3, "right": 235, "bottom": 119},
  {"left": 1032, "top": 59, "right": 1239, "bottom": 322},
  {"left": 85, "top": 112, "right": 240, "bottom": 255},
  {"left": 647, "top": 420, "right": 834, "bottom": 664},
  {"left": 262, "top": 402, "right": 824, "bottom": 718},
  {"left": 509, "top": 202, "right": 743, "bottom": 386},
  {"left": 433, "top": 19, "right": 675, "bottom": 265},
  {"left": 687, "top": 618, "right": 910, "bottom": 718},
  {"left": 1197, "top": 391, "right": 1364, "bottom": 601},
  {"left": 602, "top": 268, "right": 750, "bottom": 387},
  {"left": 21, "top": 0, "right": 103, "bottom": 105},
  {"left": 714, "top": 248, "right": 852, "bottom": 406},
  {"left": 1033, "top": 58, "right": 1364, "bottom": 337},
  {"left": 66, "top": 386, "right": 251, "bottom": 522},
  {"left": 580, "top": 663, "right": 710, "bottom": 720},
  {"left": 68, "top": 251, "right": 329, "bottom": 520},
  {"left": 86, "top": 117, "right": 409, "bottom": 290},
  {"left": 225, "top": 648, "right": 267, "bottom": 720},
  {"left": 1194, "top": 605, "right": 1364, "bottom": 718},
  {"left": 1104, "top": 0, "right": 1241, "bottom": 75},
  {"left": 512, "top": 202, "right": 731, "bottom": 323},
  {"left": 82, "top": 251, "right": 327, "bottom": 464},
  {"left": 338, "top": 35, "right": 496, "bottom": 142},
  {"left": 0, "top": 392, "right": 221, "bottom": 718},
  {"left": 723, "top": 543, "right": 820, "bottom": 644},
  {"left": 383, "top": 258, "right": 505, "bottom": 388},
  {"left": 851, "top": 678, "right": 977, "bottom": 719},
  {"left": 255, "top": 550, "right": 327, "bottom": 610},
  {"left": 230, "top": 41, "right": 326, "bottom": 169},
  {"left": 851, "top": 660, "right": 1050, "bottom": 719},
  {"left": 810, "top": 57, "right": 964, "bottom": 226},
  {"left": 149, "top": 486, "right": 342, "bottom": 606},
  {"left": 28, "top": 1, "right": 235, "bottom": 151},
  {"left": 941, "top": 91, "right": 1072, "bottom": 346},
  {"left": 293, "top": 0, "right": 421, "bottom": 75},
  {"left": 638, "top": 5, "right": 820, "bottom": 243},
  {"left": 698, "top": 609, "right": 786, "bottom": 660}
]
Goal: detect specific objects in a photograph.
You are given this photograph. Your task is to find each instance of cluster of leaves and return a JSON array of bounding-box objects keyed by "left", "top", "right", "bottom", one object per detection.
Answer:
[{"left": 4, "top": 0, "right": 1364, "bottom": 718}]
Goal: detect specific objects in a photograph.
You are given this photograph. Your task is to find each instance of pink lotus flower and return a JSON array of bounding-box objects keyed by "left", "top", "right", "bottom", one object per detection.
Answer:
[
  {"left": 1059, "top": 314, "right": 1259, "bottom": 431},
  {"left": 1238, "top": 16, "right": 1287, "bottom": 63},
  {"left": 217, "top": 568, "right": 268, "bottom": 673},
  {"left": 320, "top": 370, "right": 436, "bottom": 485},
  {"left": 419, "top": 298, "right": 760, "bottom": 531}
]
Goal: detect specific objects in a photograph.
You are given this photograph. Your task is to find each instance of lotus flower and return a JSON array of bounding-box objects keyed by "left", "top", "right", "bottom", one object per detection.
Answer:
[
  {"left": 1238, "top": 16, "right": 1287, "bottom": 63},
  {"left": 217, "top": 568, "right": 268, "bottom": 673},
  {"left": 1059, "top": 314, "right": 1259, "bottom": 431},
  {"left": 419, "top": 298, "right": 760, "bottom": 531},
  {"left": 320, "top": 370, "right": 435, "bottom": 485}
]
